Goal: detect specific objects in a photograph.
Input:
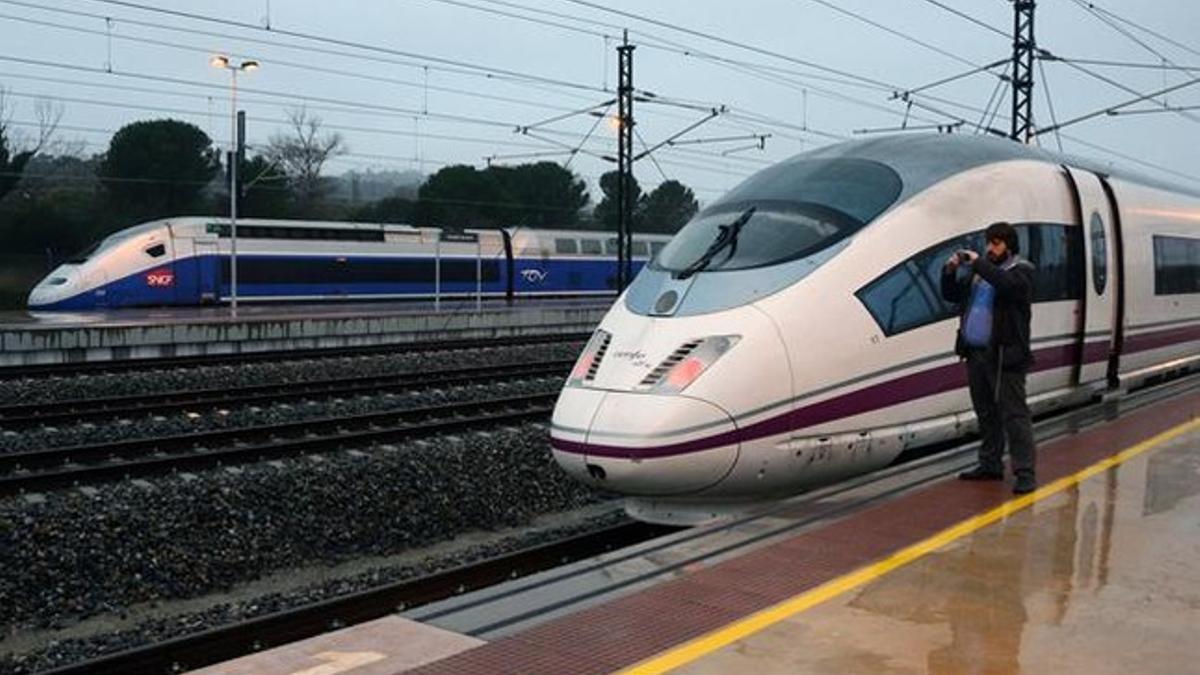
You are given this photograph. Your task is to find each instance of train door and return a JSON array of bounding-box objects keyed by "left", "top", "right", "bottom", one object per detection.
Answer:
[
  {"left": 1063, "top": 167, "right": 1122, "bottom": 388},
  {"left": 191, "top": 238, "right": 220, "bottom": 304}
]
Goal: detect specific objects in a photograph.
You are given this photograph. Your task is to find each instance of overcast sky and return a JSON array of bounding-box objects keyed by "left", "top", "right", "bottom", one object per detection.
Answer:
[{"left": 2, "top": 0, "right": 1198, "bottom": 206}]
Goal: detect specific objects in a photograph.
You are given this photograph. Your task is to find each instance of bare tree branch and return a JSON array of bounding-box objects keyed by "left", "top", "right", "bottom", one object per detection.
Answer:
[
  {"left": 267, "top": 106, "right": 347, "bottom": 211},
  {"left": 33, "top": 98, "right": 63, "bottom": 155}
]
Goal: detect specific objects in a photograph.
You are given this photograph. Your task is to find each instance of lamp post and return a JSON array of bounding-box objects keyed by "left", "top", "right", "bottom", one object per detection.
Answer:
[{"left": 210, "top": 54, "right": 259, "bottom": 313}]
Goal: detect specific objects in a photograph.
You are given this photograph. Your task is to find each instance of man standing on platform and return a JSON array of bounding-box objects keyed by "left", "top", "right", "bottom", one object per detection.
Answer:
[{"left": 942, "top": 222, "right": 1038, "bottom": 494}]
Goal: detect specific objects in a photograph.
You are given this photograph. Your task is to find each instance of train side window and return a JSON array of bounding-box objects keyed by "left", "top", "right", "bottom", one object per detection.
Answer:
[
  {"left": 857, "top": 261, "right": 939, "bottom": 336},
  {"left": 605, "top": 238, "right": 619, "bottom": 255},
  {"left": 859, "top": 230, "right": 996, "bottom": 337},
  {"left": 1154, "top": 235, "right": 1200, "bottom": 295},
  {"left": 580, "top": 239, "right": 602, "bottom": 255},
  {"left": 555, "top": 238, "right": 579, "bottom": 254},
  {"left": 1031, "top": 224, "right": 1081, "bottom": 302},
  {"left": 144, "top": 243, "right": 166, "bottom": 258},
  {"left": 1090, "top": 213, "right": 1108, "bottom": 295},
  {"left": 632, "top": 241, "right": 650, "bottom": 257},
  {"left": 651, "top": 241, "right": 666, "bottom": 258}
]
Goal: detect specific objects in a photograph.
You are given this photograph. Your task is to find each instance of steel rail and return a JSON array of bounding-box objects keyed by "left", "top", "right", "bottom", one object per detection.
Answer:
[
  {"left": 0, "top": 392, "right": 559, "bottom": 495},
  {"left": 41, "top": 519, "right": 677, "bottom": 675},
  {"left": 0, "top": 359, "right": 572, "bottom": 429}
]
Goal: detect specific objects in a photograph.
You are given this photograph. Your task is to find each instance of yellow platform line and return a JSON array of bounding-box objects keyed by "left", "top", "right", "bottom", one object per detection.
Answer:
[{"left": 619, "top": 415, "right": 1200, "bottom": 675}]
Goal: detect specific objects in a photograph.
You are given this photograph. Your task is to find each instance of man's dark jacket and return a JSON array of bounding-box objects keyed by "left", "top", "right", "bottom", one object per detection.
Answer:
[{"left": 940, "top": 255, "right": 1036, "bottom": 373}]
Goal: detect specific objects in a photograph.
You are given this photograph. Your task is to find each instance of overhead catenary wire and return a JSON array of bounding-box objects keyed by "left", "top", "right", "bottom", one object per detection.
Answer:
[
  {"left": 80, "top": 0, "right": 611, "bottom": 94},
  {"left": 5, "top": 0, "right": 1197, "bottom": 194},
  {"left": 1075, "top": 0, "right": 1200, "bottom": 60},
  {"left": 912, "top": 0, "right": 1009, "bottom": 39}
]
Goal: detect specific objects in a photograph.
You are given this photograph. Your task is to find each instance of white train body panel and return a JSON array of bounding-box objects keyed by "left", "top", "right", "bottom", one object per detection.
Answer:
[{"left": 551, "top": 134, "right": 1200, "bottom": 525}]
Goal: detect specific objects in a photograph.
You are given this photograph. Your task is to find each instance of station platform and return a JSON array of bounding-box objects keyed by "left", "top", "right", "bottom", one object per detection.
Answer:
[
  {"left": 0, "top": 298, "right": 609, "bottom": 366},
  {"left": 200, "top": 384, "right": 1200, "bottom": 675}
]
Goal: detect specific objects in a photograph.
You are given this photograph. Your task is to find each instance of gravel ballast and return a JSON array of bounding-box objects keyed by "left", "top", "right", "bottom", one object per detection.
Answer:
[
  {"left": 0, "top": 342, "right": 583, "bottom": 406},
  {"left": 0, "top": 507, "right": 624, "bottom": 675},
  {"left": 0, "top": 423, "right": 597, "bottom": 633},
  {"left": 0, "top": 376, "right": 562, "bottom": 454}
]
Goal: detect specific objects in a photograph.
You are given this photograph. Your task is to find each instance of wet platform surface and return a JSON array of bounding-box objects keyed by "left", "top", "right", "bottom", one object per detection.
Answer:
[
  {"left": 678, "top": 422, "right": 1200, "bottom": 674},
  {"left": 405, "top": 388, "right": 1200, "bottom": 674}
]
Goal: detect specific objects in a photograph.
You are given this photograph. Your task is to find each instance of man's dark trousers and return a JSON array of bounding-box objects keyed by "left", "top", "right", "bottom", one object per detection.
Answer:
[{"left": 965, "top": 349, "right": 1036, "bottom": 477}]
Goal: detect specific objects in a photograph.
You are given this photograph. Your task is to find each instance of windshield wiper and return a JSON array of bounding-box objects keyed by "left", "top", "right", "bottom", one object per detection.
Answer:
[{"left": 674, "top": 207, "right": 757, "bottom": 280}]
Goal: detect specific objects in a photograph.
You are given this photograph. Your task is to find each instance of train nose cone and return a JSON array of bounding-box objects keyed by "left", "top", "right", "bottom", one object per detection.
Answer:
[{"left": 551, "top": 388, "right": 739, "bottom": 496}]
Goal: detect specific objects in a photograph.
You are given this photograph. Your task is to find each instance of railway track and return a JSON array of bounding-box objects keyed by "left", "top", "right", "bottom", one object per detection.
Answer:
[
  {"left": 30, "top": 374, "right": 1200, "bottom": 675},
  {"left": 0, "top": 391, "right": 559, "bottom": 495},
  {"left": 0, "top": 359, "right": 573, "bottom": 429},
  {"left": 43, "top": 519, "right": 675, "bottom": 675},
  {"left": 0, "top": 331, "right": 590, "bottom": 379}
]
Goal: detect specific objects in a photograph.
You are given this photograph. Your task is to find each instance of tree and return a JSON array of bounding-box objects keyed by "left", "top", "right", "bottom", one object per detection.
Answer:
[
  {"left": 0, "top": 89, "right": 62, "bottom": 203},
  {"left": 486, "top": 162, "right": 589, "bottom": 227},
  {"left": 638, "top": 180, "right": 698, "bottom": 234},
  {"left": 417, "top": 164, "right": 510, "bottom": 227},
  {"left": 350, "top": 194, "right": 417, "bottom": 224},
  {"left": 236, "top": 154, "right": 291, "bottom": 219},
  {"left": 593, "top": 169, "right": 643, "bottom": 233},
  {"left": 97, "top": 119, "right": 220, "bottom": 220},
  {"left": 267, "top": 107, "right": 346, "bottom": 215}
]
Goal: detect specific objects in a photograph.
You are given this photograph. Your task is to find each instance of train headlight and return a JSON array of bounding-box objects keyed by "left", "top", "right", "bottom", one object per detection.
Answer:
[
  {"left": 645, "top": 335, "right": 740, "bottom": 395},
  {"left": 566, "top": 329, "right": 612, "bottom": 387}
]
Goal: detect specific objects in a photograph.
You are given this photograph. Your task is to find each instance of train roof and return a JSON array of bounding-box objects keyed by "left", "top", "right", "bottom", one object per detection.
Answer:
[{"left": 775, "top": 133, "right": 1200, "bottom": 203}]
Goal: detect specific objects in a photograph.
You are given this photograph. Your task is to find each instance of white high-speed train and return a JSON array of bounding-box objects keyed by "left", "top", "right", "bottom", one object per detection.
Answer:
[{"left": 551, "top": 134, "right": 1200, "bottom": 525}]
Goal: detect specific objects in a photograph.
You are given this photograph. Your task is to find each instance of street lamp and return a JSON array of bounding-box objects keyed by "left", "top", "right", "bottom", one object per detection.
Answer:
[{"left": 210, "top": 54, "right": 259, "bottom": 313}]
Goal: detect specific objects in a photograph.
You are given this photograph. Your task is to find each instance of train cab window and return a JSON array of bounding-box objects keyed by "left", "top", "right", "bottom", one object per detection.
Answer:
[
  {"left": 1153, "top": 235, "right": 1200, "bottom": 295},
  {"left": 555, "top": 238, "right": 579, "bottom": 255},
  {"left": 653, "top": 159, "right": 902, "bottom": 275},
  {"left": 580, "top": 239, "right": 602, "bottom": 255},
  {"left": 1090, "top": 213, "right": 1107, "bottom": 295},
  {"left": 632, "top": 241, "right": 650, "bottom": 257},
  {"left": 144, "top": 243, "right": 166, "bottom": 258}
]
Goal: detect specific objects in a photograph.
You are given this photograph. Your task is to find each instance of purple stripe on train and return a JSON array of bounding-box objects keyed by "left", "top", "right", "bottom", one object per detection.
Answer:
[{"left": 552, "top": 325, "right": 1200, "bottom": 459}]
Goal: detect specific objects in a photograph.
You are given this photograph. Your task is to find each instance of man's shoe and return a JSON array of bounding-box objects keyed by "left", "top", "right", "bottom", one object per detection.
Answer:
[
  {"left": 958, "top": 467, "right": 1003, "bottom": 481},
  {"left": 1012, "top": 474, "right": 1037, "bottom": 494}
]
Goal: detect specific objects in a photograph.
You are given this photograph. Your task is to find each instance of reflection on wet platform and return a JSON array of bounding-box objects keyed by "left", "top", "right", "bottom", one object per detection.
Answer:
[{"left": 681, "top": 429, "right": 1200, "bottom": 674}]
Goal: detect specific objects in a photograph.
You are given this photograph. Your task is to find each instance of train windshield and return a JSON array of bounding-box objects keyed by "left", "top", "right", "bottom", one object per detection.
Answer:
[
  {"left": 64, "top": 241, "right": 101, "bottom": 264},
  {"left": 653, "top": 158, "right": 901, "bottom": 274}
]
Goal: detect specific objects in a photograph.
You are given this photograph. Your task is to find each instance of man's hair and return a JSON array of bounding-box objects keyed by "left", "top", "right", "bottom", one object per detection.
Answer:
[{"left": 985, "top": 221, "right": 1019, "bottom": 253}]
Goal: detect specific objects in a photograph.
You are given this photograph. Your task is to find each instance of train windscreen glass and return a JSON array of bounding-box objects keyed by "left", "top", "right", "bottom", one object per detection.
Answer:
[{"left": 653, "top": 158, "right": 901, "bottom": 274}]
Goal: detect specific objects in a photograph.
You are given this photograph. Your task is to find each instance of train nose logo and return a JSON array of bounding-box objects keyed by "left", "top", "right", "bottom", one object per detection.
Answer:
[
  {"left": 146, "top": 268, "right": 175, "bottom": 287},
  {"left": 520, "top": 269, "right": 548, "bottom": 284}
]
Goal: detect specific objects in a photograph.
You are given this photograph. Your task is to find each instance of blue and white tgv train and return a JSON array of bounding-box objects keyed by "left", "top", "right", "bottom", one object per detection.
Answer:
[{"left": 27, "top": 218, "right": 669, "bottom": 310}]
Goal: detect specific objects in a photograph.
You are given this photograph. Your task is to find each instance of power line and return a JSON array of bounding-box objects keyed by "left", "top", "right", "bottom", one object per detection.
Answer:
[
  {"left": 1077, "top": 1, "right": 1200, "bottom": 60},
  {"left": 1050, "top": 56, "right": 1200, "bottom": 71},
  {"left": 912, "top": 0, "right": 1009, "bottom": 39},
  {"left": 558, "top": 0, "right": 895, "bottom": 90},
  {"left": 800, "top": 0, "right": 992, "bottom": 71},
  {"left": 81, "top": 0, "right": 610, "bottom": 94},
  {"left": 1, "top": 0, "right": 774, "bottom": 144},
  {"left": 0, "top": 10, "right": 596, "bottom": 116}
]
